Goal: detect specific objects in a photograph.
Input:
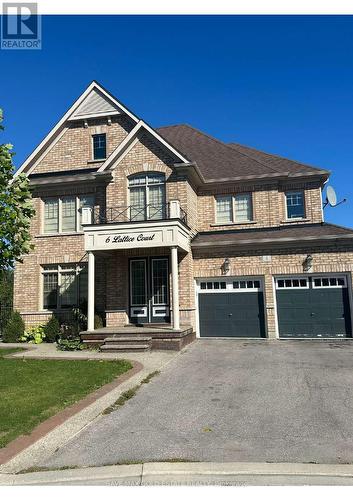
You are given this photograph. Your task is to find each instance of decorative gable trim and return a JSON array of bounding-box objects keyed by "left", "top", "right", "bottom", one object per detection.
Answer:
[{"left": 14, "top": 80, "right": 139, "bottom": 179}]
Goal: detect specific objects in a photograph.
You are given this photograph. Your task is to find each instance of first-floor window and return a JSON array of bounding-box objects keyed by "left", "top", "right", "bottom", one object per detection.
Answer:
[
  {"left": 42, "top": 264, "right": 88, "bottom": 310},
  {"left": 216, "top": 193, "right": 253, "bottom": 224}
]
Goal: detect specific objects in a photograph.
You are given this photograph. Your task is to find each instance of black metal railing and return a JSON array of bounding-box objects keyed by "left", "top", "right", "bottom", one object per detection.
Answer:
[{"left": 93, "top": 203, "right": 188, "bottom": 226}]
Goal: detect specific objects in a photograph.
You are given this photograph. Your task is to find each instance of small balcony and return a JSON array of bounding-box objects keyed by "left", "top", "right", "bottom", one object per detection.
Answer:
[
  {"left": 81, "top": 200, "right": 190, "bottom": 253},
  {"left": 89, "top": 202, "right": 188, "bottom": 226}
]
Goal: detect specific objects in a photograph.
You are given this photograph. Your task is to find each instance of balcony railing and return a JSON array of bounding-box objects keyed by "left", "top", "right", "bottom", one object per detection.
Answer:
[{"left": 81, "top": 201, "right": 188, "bottom": 227}]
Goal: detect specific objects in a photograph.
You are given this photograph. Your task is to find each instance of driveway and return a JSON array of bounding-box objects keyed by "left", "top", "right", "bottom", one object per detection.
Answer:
[{"left": 43, "top": 340, "right": 353, "bottom": 467}]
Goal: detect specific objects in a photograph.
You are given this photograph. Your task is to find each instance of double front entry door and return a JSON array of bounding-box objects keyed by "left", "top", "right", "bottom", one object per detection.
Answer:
[{"left": 129, "top": 257, "right": 170, "bottom": 324}]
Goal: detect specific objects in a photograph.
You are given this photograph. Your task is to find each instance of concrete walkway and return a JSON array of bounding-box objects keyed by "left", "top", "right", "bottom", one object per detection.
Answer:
[
  {"left": 3, "top": 462, "right": 353, "bottom": 485},
  {"left": 0, "top": 341, "right": 179, "bottom": 474}
]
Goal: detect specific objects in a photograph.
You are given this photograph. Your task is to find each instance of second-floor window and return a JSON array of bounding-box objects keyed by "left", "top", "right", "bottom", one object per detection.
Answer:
[
  {"left": 286, "top": 191, "right": 305, "bottom": 219},
  {"left": 43, "top": 195, "right": 94, "bottom": 234},
  {"left": 92, "top": 133, "right": 106, "bottom": 160},
  {"left": 216, "top": 193, "right": 253, "bottom": 224},
  {"left": 128, "top": 173, "right": 166, "bottom": 221}
]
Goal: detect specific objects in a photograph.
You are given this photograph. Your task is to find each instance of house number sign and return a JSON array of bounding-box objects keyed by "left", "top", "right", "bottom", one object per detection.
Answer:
[{"left": 105, "top": 233, "right": 156, "bottom": 244}]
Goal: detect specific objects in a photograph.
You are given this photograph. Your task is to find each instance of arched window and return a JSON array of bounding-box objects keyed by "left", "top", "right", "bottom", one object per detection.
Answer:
[{"left": 128, "top": 173, "right": 166, "bottom": 221}]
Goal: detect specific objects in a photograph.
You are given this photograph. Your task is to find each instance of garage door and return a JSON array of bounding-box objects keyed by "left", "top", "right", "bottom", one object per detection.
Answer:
[
  {"left": 276, "top": 275, "right": 352, "bottom": 338},
  {"left": 198, "top": 278, "right": 266, "bottom": 338}
]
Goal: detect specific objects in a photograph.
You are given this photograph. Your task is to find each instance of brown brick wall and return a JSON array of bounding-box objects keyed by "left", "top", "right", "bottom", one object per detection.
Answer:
[{"left": 33, "top": 116, "right": 135, "bottom": 174}]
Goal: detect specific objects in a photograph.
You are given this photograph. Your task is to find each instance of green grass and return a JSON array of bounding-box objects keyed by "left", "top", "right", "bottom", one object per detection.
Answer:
[
  {"left": 102, "top": 370, "right": 161, "bottom": 415},
  {"left": 0, "top": 348, "right": 132, "bottom": 448}
]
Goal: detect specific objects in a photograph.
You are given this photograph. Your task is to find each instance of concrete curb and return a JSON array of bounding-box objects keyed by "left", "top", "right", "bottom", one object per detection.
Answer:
[{"left": 3, "top": 462, "right": 353, "bottom": 485}]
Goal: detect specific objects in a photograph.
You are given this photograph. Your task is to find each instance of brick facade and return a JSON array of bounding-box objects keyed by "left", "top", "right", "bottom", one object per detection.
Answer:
[{"left": 13, "top": 83, "right": 353, "bottom": 341}]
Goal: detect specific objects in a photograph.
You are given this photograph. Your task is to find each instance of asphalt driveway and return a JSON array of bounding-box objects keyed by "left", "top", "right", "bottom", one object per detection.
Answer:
[{"left": 43, "top": 340, "right": 353, "bottom": 467}]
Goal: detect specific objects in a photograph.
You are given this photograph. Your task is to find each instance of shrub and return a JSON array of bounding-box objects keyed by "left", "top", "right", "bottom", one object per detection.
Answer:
[
  {"left": 43, "top": 316, "right": 60, "bottom": 343},
  {"left": 2, "top": 310, "right": 25, "bottom": 343},
  {"left": 94, "top": 314, "right": 103, "bottom": 329},
  {"left": 56, "top": 337, "right": 83, "bottom": 351},
  {"left": 20, "top": 324, "right": 46, "bottom": 344}
]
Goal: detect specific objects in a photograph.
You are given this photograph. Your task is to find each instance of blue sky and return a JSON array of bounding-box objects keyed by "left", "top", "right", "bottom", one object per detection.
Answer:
[{"left": 1, "top": 15, "right": 352, "bottom": 226}]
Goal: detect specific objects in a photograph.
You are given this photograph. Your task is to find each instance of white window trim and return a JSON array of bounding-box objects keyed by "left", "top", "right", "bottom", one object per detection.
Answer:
[
  {"left": 197, "top": 277, "right": 263, "bottom": 293},
  {"left": 275, "top": 277, "right": 309, "bottom": 290},
  {"left": 285, "top": 190, "right": 306, "bottom": 220},
  {"left": 312, "top": 276, "right": 347, "bottom": 289},
  {"left": 215, "top": 193, "right": 253, "bottom": 224},
  {"left": 128, "top": 172, "right": 166, "bottom": 219},
  {"left": 92, "top": 132, "right": 107, "bottom": 161},
  {"left": 41, "top": 263, "right": 87, "bottom": 311},
  {"left": 42, "top": 195, "right": 94, "bottom": 235}
]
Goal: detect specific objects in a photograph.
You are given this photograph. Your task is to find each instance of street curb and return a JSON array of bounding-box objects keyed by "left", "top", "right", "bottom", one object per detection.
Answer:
[{"left": 3, "top": 462, "right": 353, "bottom": 485}]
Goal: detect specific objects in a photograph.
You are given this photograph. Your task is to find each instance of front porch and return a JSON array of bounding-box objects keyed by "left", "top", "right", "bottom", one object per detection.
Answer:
[
  {"left": 80, "top": 324, "right": 195, "bottom": 351},
  {"left": 81, "top": 200, "right": 194, "bottom": 349}
]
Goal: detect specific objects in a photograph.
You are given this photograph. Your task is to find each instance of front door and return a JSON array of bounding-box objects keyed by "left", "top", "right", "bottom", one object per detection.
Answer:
[{"left": 129, "top": 257, "right": 170, "bottom": 324}]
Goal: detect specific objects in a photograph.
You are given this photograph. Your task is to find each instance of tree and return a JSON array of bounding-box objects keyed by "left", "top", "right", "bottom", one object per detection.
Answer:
[{"left": 0, "top": 109, "right": 35, "bottom": 270}]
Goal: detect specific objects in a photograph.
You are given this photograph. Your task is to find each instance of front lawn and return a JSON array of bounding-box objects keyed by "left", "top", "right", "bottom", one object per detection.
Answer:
[{"left": 0, "top": 348, "right": 132, "bottom": 448}]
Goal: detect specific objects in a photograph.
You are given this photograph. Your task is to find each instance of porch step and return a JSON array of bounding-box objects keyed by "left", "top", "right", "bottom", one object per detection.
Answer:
[
  {"left": 104, "top": 336, "right": 152, "bottom": 344},
  {"left": 100, "top": 343, "right": 151, "bottom": 352}
]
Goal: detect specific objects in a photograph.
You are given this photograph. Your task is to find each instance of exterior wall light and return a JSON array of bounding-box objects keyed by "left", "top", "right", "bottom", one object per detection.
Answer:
[
  {"left": 222, "top": 257, "right": 231, "bottom": 275},
  {"left": 303, "top": 254, "right": 313, "bottom": 272}
]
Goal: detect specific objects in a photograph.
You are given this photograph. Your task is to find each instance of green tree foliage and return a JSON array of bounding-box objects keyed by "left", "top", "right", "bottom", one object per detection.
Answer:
[
  {"left": 0, "top": 109, "right": 35, "bottom": 270},
  {"left": 2, "top": 310, "right": 25, "bottom": 342}
]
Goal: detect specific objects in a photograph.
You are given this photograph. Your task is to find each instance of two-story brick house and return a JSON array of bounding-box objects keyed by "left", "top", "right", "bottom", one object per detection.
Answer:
[{"left": 13, "top": 81, "right": 353, "bottom": 350}]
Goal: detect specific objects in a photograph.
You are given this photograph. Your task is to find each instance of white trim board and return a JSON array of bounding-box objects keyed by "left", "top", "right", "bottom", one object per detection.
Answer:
[{"left": 14, "top": 80, "right": 140, "bottom": 179}]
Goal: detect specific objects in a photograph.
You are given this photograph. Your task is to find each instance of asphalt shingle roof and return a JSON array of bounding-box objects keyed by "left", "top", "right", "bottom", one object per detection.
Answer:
[
  {"left": 157, "top": 124, "right": 329, "bottom": 182},
  {"left": 191, "top": 223, "right": 353, "bottom": 247}
]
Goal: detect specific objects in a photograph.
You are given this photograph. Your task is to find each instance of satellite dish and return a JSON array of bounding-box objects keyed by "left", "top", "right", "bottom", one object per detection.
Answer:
[
  {"left": 326, "top": 186, "right": 337, "bottom": 207},
  {"left": 323, "top": 185, "right": 347, "bottom": 209}
]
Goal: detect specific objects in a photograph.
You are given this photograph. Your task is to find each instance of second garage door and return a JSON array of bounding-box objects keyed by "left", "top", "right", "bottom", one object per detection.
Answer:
[
  {"left": 276, "top": 275, "right": 352, "bottom": 338},
  {"left": 198, "top": 278, "right": 266, "bottom": 338}
]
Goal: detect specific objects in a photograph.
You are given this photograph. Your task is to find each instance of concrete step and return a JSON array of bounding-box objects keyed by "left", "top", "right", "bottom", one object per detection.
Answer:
[
  {"left": 104, "top": 336, "right": 152, "bottom": 343},
  {"left": 100, "top": 343, "right": 151, "bottom": 352}
]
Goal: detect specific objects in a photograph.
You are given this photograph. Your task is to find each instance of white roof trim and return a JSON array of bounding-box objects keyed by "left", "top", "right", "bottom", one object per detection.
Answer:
[
  {"left": 14, "top": 81, "right": 139, "bottom": 178},
  {"left": 97, "top": 119, "right": 189, "bottom": 173}
]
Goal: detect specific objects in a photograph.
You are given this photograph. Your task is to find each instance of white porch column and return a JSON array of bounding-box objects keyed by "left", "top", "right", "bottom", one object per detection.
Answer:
[
  {"left": 87, "top": 251, "right": 95, "bottom": 331},
  {"left": 171, "top": 246, "right": 180, "bottom": 330}
]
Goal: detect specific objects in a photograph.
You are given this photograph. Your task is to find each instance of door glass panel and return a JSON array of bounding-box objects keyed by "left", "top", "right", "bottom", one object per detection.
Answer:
[
  {"left": 130, "top": 187, "right": 146, "bottom": 221},
  {"left": 152, "top": 259, "right": 168, "bottom": 305},
  {"left": 131, "top": 260, "right": 146, "bottom": 305}
]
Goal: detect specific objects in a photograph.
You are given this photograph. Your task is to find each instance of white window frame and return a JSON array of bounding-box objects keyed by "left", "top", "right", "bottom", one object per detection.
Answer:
[
  {"left": 215, "top": 193, "right": 253, "bottom": 224},
  {"left": 42, "top": 195, "right": 94, "bottom": 235},
  {"left": 275, "top": 277, "right": 309, "bottom": 290},
  {"left": 285, "top": 190, "right": 305, "bottom": 220},
  {"left": 92, "top": 133, "right": 107, "bottom": 161},
  {"left": 197, "top": 277, "right": 263, "bottom": 293},
  {"left": 41, "top": 263, "right": 88, "bottom": 311},
  {"left": 128, "top": 172, "right": 166, "bottom": 220},
  {"left": 312, "top": 276, "right": 347, "bottom": 289}
]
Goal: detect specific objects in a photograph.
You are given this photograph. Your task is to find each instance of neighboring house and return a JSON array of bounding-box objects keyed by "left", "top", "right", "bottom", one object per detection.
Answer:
[{"left": 13, "top": 81, "right": 353, "bottom": 348}]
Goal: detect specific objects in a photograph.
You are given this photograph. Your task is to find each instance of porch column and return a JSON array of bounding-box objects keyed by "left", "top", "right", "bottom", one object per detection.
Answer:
[
  {"left": 171, "top": 246, "right": 180, "bottom": 330},
  {"left": 87, "top": 251, "right": 95, "bottom": 331}
]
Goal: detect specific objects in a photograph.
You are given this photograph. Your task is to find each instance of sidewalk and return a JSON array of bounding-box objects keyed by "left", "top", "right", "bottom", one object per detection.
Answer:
[{"left": 3, "top": 462, "right": 353, "bottom": 486}]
